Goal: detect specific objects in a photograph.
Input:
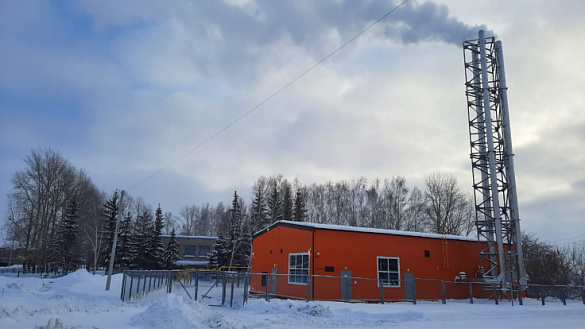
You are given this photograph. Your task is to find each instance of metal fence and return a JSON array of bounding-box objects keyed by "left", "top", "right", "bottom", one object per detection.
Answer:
[
  {"left": 527, "top": 284, "right": 585, "bottom": 305},
  {"left": 121, "top": 270, "right": 585, "bottom": 307},
  {"left": 247, "top": 272, "right": 585, "bottom": 306},
  {"left": 171, "top": 270, "right": 250, "bottom": 307},
  {"left": 120, "top": 270, "right": 174, "bottom": 301},
  {"left": 0, "top": 265, "right": 66, "bottom": 279},
  {"left": 120, "top": 270, "right": 250, "bottom": 307}
]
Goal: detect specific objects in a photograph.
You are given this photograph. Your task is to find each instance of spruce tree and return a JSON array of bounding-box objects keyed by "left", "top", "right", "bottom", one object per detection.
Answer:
[
  {"left": 233, "top": 218, "right": 252, "bottom": 268},
  {"left": 267, "top": 183, "right": 283, "bottom": 223},
  {"left": 250, "top": 185, "right": 270, "bottom": 233},
  {"left": 50, "top": 198, "right": 82, "bottom": 273},
  {"left": 228, "top": 191, "right": 243, "bottom": 268},
  {"left": 293, "top": 190, "right": 307, "bottom": 222},
  {"left": 150, "top": 205, "right": 165, "bottom": 269},
  {"left": 100, "top": 191, "right": 119, "bottom": 268},
  {"left": 209, "top": 237, "right": 221, "bottom": 269},
  {"left": 117, "top": 212, "right": 134, "bottom": 270},
  {"left": 133, "top": 209, "right": 154, "bottom": 269},
  {"left": 209, "top": 234, "right": 231, "bottom": 269},
  {"left": 230, "top": 191, "right": 242, "bottom": 241},
  {"left": 163, "top": 229, "right": 180, "bottom": 270},
  {"left": 282, "top": 183, "right": 293, "bottom": 221}
]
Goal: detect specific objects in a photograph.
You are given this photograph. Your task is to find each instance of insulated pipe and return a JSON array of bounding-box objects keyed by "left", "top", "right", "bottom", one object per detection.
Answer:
[
  {"left": 496, "top": 40, "right": 527, "bottom": 286},
  {"left": 478, "top": 30, "right": 506, "bottom": 283}
]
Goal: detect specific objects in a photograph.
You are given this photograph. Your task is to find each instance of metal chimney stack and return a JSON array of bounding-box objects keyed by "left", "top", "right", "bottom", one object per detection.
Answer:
[{"left": 463, "top": 31, "right": 527, "bottom": 294}]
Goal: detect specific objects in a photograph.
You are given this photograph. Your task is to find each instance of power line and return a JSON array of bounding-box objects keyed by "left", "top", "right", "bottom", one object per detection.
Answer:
[
  {"left": 125, "top": 0, "right": 411, "bottom": 191},
  {"left": 549, "top": 238, "right": 585, "bottom": 248}
]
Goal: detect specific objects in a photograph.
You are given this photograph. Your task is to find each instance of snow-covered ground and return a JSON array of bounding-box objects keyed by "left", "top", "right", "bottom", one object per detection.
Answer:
[{"left": 1, "top": 269, "right": 583, "bottom": 329}]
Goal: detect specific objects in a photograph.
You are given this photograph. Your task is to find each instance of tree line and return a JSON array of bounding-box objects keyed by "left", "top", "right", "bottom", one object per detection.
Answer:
[{"left": 2, "top": 148, "right": 584, "bottom": 287}]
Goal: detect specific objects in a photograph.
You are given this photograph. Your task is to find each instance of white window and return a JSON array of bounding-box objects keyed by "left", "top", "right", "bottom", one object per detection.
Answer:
[
  {"left": 184, "top": 245, "right": 196, "bottom": 257},
  {"left": 288, "top": 253, "right": 310, "bottom": 285},
  {"left": 377, "top": 257, "right": 400, "bottom": 287},
  {"left": 198, "top": 246, "right": 211, "bottom": 258}
]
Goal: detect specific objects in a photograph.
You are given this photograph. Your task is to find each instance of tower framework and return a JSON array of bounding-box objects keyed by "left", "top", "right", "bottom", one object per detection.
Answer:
[{"left": 463, "top": 31, "right": 527, "bottom": 289}]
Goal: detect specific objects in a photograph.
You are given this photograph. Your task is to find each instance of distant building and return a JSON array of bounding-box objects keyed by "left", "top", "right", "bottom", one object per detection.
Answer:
[
  {"left": 161, "top": 235, "right": 217, "bottom": 268},
  {"left": 250, "top": 221, "right": 490, "bottom": 302}
]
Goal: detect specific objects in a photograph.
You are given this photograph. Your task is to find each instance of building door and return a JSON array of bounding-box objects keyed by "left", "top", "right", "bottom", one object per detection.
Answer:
[
  {"left": 340, "top": 270, "right": 352, "bottom": 301},
  {"left": 403, "top": 272, "right": 415, "bottom": 301},
  {"left": 271, "top": 268, "right": 278, "bottom": 294}
]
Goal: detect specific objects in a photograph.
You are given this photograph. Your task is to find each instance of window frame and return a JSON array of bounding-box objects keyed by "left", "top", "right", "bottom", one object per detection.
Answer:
[
  {"left": 377, "top": 256, "right": 401, "bottom": 287},
  {"left": 198, "top": 245, "right": 211, "bottom": 258},
  {"left": 184, "top": 245, "right": 196, "bottom": 258},
  {"left": 288, "top": 253, "right": 310, "bottom": 285}
]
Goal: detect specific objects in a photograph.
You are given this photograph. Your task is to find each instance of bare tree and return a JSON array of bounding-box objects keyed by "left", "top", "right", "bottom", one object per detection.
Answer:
[
  {"left": 404, "top": 186, "right": 427, "bottom": 232},
  {"left": 563, "top": 241, "right": 585, "bottom": 286},
  {"left": 523, "top": 233, "right": 571, "bottom": 285},
  {"left": 213, "top": 202, "right": 230, "bottom": 236},
  {"left": 365, "top": 179, "right": 383, "bottom": 228},
  {"left": 306, "top": 183, "right": 326, "bottom": 224},
  {"left": 163, "top": 211, "right": 177, "bottom": 235},
  {"left": 348, "top": 178, "right": 367, "bottom": 227},
  {"left": 6, "top": 148, "right": 97, "bottom": 270},
  {"left": 76, "top": 181, "right": 105, "bottom": 273},
  {"left": 385, "top": 176, "right": 409, "bottom": 230},
  {"left": 423, "top": 172, "right": 472, "bottom": 235},
  {"left": 198, "top": 203, "right": 213, "bottom": 236},
  {"left": 179, "top": 205, "right": 200, "bottom": 236}
]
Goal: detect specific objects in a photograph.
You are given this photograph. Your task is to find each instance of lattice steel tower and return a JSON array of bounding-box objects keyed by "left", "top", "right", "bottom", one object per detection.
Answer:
[{"left": 463, "top": 30, "right": 527, "bottom": 290}]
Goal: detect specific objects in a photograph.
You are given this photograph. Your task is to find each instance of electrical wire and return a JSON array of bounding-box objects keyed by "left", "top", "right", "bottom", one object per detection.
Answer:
[
  {"left": 125, "top": 0, "right": 411, "bottom": 191},
  {"left": 549, "top": 238, "right": 585, "bottom": 248}
]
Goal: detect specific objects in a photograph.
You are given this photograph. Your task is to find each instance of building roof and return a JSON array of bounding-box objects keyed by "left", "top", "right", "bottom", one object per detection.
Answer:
[
  {"left": 176, "top": 260, "right": 210, "bottom": 266},
  {"left": 161, "top": 235, "right": 218, "bottom": 240},
  {"left": 254, "top": 220, "right": 480, "bottom": 242}
]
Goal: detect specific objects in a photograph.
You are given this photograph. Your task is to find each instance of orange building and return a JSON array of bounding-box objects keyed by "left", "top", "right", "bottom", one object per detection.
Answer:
[{"left": 250, "top": 221, "right": 489, "bottom": 302}]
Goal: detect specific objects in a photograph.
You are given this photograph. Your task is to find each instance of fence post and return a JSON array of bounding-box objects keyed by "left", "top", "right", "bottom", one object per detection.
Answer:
[
  {"left": 243, "top": 273, "right": 249, "bottom": 305},
  {"left": 265, "top": 273, "right": 271, "bottom": 302},
  {"left": 194, "top": 271, "right": 199, "bottom": 301},
  {"left": 379, "top": 279, "right": 384, "bottom": 304},
  {"left": 230, "top": 273, "right": 235, "bottom": 307},
  {"left": 306, "top": 275, "right": 312, "bottom": 302},
  {"left": 441, "top": 281, "right": 446, "bottom": 304},
  {"left": 541, "top": 286, "right": 545, "bottom": 306},
  {"left": 493, "top": 285, "right": 498, "bottom": 305},
  {"left": 121, "top": 272, "right": 127, "bottom": 301},
  {"left": 517, "top": 284, "right": 523, "bottom": 306},
  {"left": 142, "top": 274, "right": 147, "bottom": 296},
  {"left": 343, "top": 275, "right": 349, "bottom": 303},
  {"left": 582, "top": 287, "right": 585, "bottom": 305},
  {"left": 561, "top": 286, "right": 567, "bottom": 306},
  {"left": 221, "top": 271, "right": 227, "bottom": 306},
  {"left": 412, "top": 278, "right": 416, "bottom": 305},
  {"left": 136, "top": 276, "right": 142, "bottom": 296},
  {"left": 469, "top": 282, "right": 473, "bottom": 304},
  {"left": 128, "top": 275, "right": 134, "bottom": 301}
]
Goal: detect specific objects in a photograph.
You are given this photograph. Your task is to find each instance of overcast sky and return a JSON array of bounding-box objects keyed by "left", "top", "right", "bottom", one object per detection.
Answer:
[{"left": 1, "top": 0, "right": 584, "bottom": 245}]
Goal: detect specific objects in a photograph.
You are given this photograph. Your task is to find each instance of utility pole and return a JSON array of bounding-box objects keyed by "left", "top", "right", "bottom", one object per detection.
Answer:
[{"left": 106, "top": 190, "right": 125, "bottom": 291}]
